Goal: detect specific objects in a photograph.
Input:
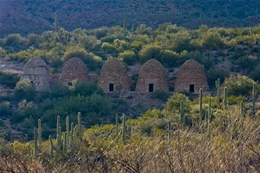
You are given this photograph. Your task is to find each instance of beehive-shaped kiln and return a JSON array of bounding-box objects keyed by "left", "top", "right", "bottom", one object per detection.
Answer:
[
  {"left": 59, "top": 57, "right": 89, "bottom": 85},
  {"left": 21, "top": 57, "right": 51, "bottom": 91},
  {"left": 175, "top": 59, "right": 209, "bottom": 93},
  {"left": 136, "top": 59, "right": 168, "bottom": 92},
  {"left": 98, "top": 58, "right": 130, "bottom": 92}
]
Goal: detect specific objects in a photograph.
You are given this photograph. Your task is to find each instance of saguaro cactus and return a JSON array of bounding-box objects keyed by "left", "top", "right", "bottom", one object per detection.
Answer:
[
  {"left": 215, "top": 78, "right": 220, "bottom": 105},
  {"left": 38, "top": 119, "right": 42, "bottom": 149},
  {"left": 116, "top": 114, "right": 119, "bottom": 143},
  {"left": 180, "top": 100, "right": 184, "bottom": 124},
  {"left": 252, "top": 82, "right": 256, "bottom": 113},
  {"left": 168, "top": 121, "right": 171, "bottom": 145},
  {"left": 78, "top": 112, "right": 82, "bottom": 142},
  {"left": 122, "top": 114, "right": 126, "bottom": 145},
  {"left": 199, "top": 88, "right": 203, "bottom": 125},
  {"left": 208, "top": 98, "right": 211, "bottom": 122},
  {"left": 240, "top": 101, "right": 244, "bottom": 115},
  {"left": 223, "top": 87, "right": 227, "bottom": 109},
  {"left": 33, "top": 127, "right": 38, "bottom": 158}
]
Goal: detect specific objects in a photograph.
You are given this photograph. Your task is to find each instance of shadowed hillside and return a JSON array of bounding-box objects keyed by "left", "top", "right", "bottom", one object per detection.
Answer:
[{"left": 1, "top": 0, "right": 260, "bottom": 37}]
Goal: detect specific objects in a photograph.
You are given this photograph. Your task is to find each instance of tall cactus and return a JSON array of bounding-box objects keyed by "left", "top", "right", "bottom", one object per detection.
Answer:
[
  {"left": 252, "top": 82, "right": 256, "bottom": 113},
  {"left": 199, "top": 88, "right": 203, "bottom": 125},
  {"left": 223, "top": 87, "right": 227, "bottom": 109},
  {"left": 33, "top": 127, "right": 38, "bottom": 158},
  {"left": 215, "top": 78, "right": 220, "bottom": 106},
  {"left": 116, "top": 114, "right": 119, "bottom": 143},
  {"left": 122, "top": 114, "right": 126, "bottom": 145},
  {"left": 240, "top": 101, "right": 244, "bottom": 115},
  {"left": 180, "top": 100, "right": 184, "bottom": 124},
  {"left": 205, "top": 110, "right": 208, "bottom": 128},
  {"left": 77, "top": 112, "right": 82, "bottom": 142},
  {"left": 208, "top": 98, "right": 211, "bottom": 122},
  {"left": 37, "top": 119, "right": 42, "bottom": 149},
  {"left": 168, "top": 121, "right": 171, "bottom": 145}
]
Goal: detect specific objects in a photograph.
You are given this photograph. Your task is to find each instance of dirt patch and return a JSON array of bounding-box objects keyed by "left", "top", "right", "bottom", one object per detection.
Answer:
[{"left": 0, "top": 57, "right": 24, "bottom": 74}]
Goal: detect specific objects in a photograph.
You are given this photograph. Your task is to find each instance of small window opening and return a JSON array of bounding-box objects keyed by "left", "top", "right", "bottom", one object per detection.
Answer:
[
  {"left": 68, "top": 82, "right": 72, "bottom": 86},
  {"left": 109, "top": 83, "right": 114, "bottom": 91},
  {"left": 149, "top": 84, "right": 154, "bottom": 92},
  {"left": 189, "top": 84, "right": 194, "bottom": 93}
]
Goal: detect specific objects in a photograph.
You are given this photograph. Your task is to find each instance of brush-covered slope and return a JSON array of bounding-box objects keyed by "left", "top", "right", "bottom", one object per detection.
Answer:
[{"left": 0, "top": 0, "right": 260, "bottom": 37}]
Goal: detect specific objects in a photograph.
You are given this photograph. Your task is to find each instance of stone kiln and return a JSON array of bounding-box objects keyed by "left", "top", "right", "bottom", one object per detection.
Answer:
[
  {"left": 98, "top": 58, "right": 130, "bottom": 92},
  {"left": 135, "top": 59, "right": 168, "bottom": 92},
  {"left": 21, "top": 57, "right": 51, "bottom": 91},
  {"left": 59, "top": 57, "right": 89, "bottom": 85},
  {"left": 175, "top": 59, "right": 209, "bottom": 93}
]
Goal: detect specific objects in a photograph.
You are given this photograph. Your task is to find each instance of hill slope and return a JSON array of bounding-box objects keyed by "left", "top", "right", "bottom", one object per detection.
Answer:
[{"left": 0, "top": 0, "right": 260, "bottom": 37}]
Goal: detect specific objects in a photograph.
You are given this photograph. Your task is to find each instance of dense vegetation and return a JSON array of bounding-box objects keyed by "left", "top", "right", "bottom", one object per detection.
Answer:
[
  {"left": 1, "top": 23, "right": 260, "bottom": 138},
  {"left": 0, "top": 88, "right": 260, "bottom": 172}
]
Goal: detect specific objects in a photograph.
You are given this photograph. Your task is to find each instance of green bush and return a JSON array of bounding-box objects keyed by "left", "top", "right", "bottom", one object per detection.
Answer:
[
  {"left": 164, "top": 93, "right": 192, "bottom": 115},
  {"left": 4, "top": 34, "right": 28, "bottom": 52},
  {"left": 0, "top": 71, "right": 20, "bottom": 88},
  {"left": 150, "top": 90, "right": 170, "bottom": 102},
  {"left": 118, "top": 50, "right": 136, "bottom": 65},
  {"left": 224, "top": 75, "right": 255, "bottom": 96},
  {"left": 207, "top": 68, "right": 229, "bottom": 88},
  {"left": 139, "top": 44, "right": 161, "bottom": 63},
  {"left": 0, "top": 47, "right": 6, "bottom": 57},
  {"left": 13, "top": 79, "right": 36, "bottom": 101},
  {"left": 10, "top": 100, "right": 37, "bottom": 124},
  {"left": 73, "top": 81, "right": 104, "bottom": 97},
  {"left": 0, "top": 101, "right": 11, "bottom": 116},
  {"left": 62, "top": 47, "right": 102, "bottom": 70},
  {"left": 202, "top": 31, "right": 224, "bottom": 49}
]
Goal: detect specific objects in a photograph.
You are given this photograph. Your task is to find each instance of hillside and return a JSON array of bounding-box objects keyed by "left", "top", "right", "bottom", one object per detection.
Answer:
[{"left": 1, "top": 0, "right": 260, "bottom": 37}]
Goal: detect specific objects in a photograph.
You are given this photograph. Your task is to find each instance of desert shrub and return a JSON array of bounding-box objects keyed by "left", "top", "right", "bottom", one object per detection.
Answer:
[
  {"left": 91, "top": 26, "right": 109, "bottom": 39},
  {"left": 160, "top": 50, "right": 181, "bottom": 68},
  {"left": 202, "top": 31, "right": 224, "bottom": 49},
  {"left": 0, "top": 71, "right": 20, "bottom": 88},
  {"left": 207, "top": 68, "right": 229, "bottom": 88},
  {"left": 136, "top": 24, "right": 152, "bottom": 35},
  {"left": 13, "top": 79, "right": 36, "bottom": 101},
  {"left": 250, "top": 66, "right": 260, "bottom": 82},
  {"left": 10, "top": 99, "right": 37, "bottom": 124},
  {"left": 139, "top": 44, "right": 161, "bottom": 63},
  {"left": 27, "top": 34, "right": 41, "bottom": 47},
  {"left": 237, "top": 55, "right": 258, "bottom": 72},
  {"left": 79, "top": 35, "right": 98, "bottom": 51},
  {"left": 0, "top": 47, "right": 6, "bottom": 57},
  {"left": 164, "top": 93, "right": 192, "bottom": 115},
  {"left": 168, "top": 30, "right": 193, "bottom": 53},
  {"left": 150, "top": 90, "right": 170, "bottom": 102},
  {"left": 118, "top": 50, "right": 136, "bottom": 65},
  {"left": 0, "top": 101, "right": 11, "bottom": 116},
  {"left": 227, "top": 95, "right": 246, "bottom": 105},
  {"left": 62, "top": 47, "right": 102, "bottom": 70},
  {"left": 101, "top": 42, "right": 118, "bottom": 54},
  {"left": 73, "top": 81, "right": 104, "bottom": 97},
  {"left": 15, "top": 51, "right": 33, "bottom": 62},
  {"left": 4, "top": 34, "right": 28, "bottom": 52},
  {"left": 223, "top": 75, "right": 255, "bottom": 96}
]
